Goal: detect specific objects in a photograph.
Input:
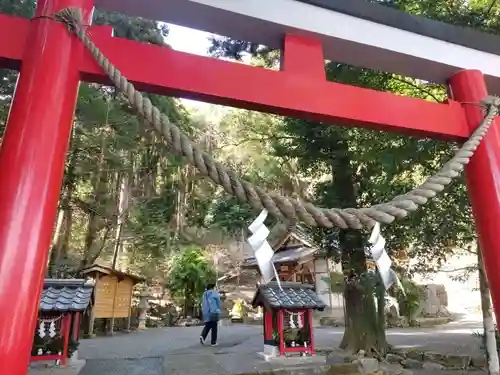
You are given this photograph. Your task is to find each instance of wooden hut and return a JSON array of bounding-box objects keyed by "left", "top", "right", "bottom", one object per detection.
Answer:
[{"left": 81, "top": 264, "right": 145, "bottom": 335}]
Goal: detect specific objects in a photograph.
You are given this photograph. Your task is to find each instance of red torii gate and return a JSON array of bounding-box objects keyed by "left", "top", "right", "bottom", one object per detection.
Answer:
[{"left": 0, "top": 0, "right": 499, "bottom": 373}]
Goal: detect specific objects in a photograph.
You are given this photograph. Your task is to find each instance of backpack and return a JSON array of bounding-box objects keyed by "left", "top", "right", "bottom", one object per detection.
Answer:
[{"left": 204, "top": 291, "right": 221, "bottom": 322}]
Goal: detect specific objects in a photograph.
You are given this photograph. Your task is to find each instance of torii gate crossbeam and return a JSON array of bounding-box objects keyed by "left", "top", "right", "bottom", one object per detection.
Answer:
[{"left": 0, "top": 0, "right": 499, "bottom": 374}]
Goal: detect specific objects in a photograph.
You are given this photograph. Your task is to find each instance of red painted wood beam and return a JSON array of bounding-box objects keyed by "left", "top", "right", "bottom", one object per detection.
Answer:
[
  {"left": 0, "top": 14, "right": 469, "bottom": 141},
  {"left": 0, "top": 15, "right": 29, "bottom": 70},
  {"left": 79, "top": 30, "right": 469, "bottom": 141}
]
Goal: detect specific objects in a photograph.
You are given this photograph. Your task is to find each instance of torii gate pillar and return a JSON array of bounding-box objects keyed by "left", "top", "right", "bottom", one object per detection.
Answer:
[
  {"left": 448, "top": 70, "right": 500, "bottom": 316},
  {"left": 0, "top": 0, "right": 93, "bottom": 373}
]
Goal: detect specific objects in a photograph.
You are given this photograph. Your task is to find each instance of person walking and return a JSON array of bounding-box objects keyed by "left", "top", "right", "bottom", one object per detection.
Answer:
[{"left": 199, "top": 283, "right": 221, "bottom": 346}]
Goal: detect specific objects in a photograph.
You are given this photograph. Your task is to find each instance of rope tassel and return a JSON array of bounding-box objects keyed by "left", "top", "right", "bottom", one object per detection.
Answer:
[{"left": 53, "top": 7, "right": 500, "bottom": 230}]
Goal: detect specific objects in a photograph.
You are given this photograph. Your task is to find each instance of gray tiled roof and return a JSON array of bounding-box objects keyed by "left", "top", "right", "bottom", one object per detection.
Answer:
[
  {"left": 251, "top": 282, "right": 326, "bottom": 311},
  {"left": 243, "top": 223, "right": 332, "bottom": 268},
  {"left": 243, "top": 246, "right": 317, "bottom": 267},
  {"left": 40, "top": 279, "right": 95, "bottom": 312}
]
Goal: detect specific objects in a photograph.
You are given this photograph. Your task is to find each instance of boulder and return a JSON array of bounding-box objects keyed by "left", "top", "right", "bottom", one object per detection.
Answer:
[
  {"left": 325, "top": 363, "right": 361, "bottom": 375},
  {"left": 387, "top": 347, "right": 407, "bottom": 356},
  {"left": 343, "top": 355, "right": 358, "bottom": 363},
  {"left": 419, "top": 284, "right": 450, "bottom": 318},
  {"left": 401, "top": 359, "right": 423, "bottom": 369},
  {"left": 380, "top": 363, "right": 413, "bottom": 375},
  {"left": 422, "top": 362, "right": 444, "bottom": 370},
  {"left": 405, "top": 350, "right": 424, "bottom": 361},
  {"left": 385, "top": 354, "right": 404, "bottom": 364},
  {"left": 422, "top": 351, "right": 445, "bottom": 363},
  {"left": 441, "top": 354, "right": 470, "bottom": 369},
  {"left": 471, "top": 355, "right": 487, "bottom": 368},
  {"left": 356, "top": 358, "right": 379, "bottom": 373}
]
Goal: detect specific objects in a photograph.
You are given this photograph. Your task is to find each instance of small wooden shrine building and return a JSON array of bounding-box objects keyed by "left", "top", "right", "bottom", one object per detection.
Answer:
[
  {"left": 81, "top": 264, "right": 145, "bottom": 335},
  {"left": 31, "top": 279, "right": 95, "bottom": 366},
  {"left": 242, "top": 224, "right": 340, "bottom": 309},
  {"left": 251, "top": 281, "right": 326, "bottom": 358}
]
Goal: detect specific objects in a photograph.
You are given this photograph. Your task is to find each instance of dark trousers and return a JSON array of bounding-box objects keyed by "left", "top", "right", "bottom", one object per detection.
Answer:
[{"left": 201, "top": 320, "right": 218, "bottom": 344}]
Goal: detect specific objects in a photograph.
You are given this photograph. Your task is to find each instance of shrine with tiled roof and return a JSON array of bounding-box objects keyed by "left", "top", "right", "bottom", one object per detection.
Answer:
[
  {"left": 242, "top": 223, "right": 341, "bottom": 310},
  {"left": 251, "top": 281, "right": 326, "bottom": 358},
  {"left": 32, "top": 279, "right": 95, "bottom": 366}
]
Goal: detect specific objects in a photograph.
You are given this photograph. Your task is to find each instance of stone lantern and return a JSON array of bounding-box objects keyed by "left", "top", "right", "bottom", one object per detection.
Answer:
[{"left": 137, "top": 287, "right": 150, "bottom": 330}]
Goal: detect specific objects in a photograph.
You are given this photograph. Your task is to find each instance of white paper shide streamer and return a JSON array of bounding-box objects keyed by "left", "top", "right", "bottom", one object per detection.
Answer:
[
  {"left": 247, "top": 209, "right": 281, "bottom": 287},
  {"left": 366, "top": 222, "right": 403, "bottom": 292}
]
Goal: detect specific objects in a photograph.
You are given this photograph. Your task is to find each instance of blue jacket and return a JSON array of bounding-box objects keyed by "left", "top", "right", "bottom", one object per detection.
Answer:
[{"left": 201, "top": 289, "right": 221, "bottom": 322}]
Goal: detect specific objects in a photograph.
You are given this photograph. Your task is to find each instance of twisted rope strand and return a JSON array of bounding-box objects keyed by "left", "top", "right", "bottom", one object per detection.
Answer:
[{"left": 55, "top": 8, "right": 500, "bottom": 230}]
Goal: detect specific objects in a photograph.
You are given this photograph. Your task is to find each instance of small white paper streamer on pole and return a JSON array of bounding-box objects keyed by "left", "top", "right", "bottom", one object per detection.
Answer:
[
  {"left": 366, "top": 222, "right": 404, "bottom": 294},
  {"left": 248, "top": 209, "right": 268, "bottom": 234},
  {"left": 247, "top": 209, "right": 282, "bottom": 289}
]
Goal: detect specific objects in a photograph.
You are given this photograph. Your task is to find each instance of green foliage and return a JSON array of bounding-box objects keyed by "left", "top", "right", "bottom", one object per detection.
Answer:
[
  {"left": 272, "top": 330, "right": 280, "bottom": 345},
  {"left": 206, "top": 197, "right": 256, "bottom": 235},
  {"left": 0, "top": 0, "right": 33, "bottom": 16},
  {"left": 128, "top": 190, "right": 178, "bottom": 256},
  {"left": 166, "top": 246, "right": 215, "bottom": 303},
  {"left": 203, "top": 109, "right": 287, "bottom": 233},
  {"left": 395, "top": 278, "right": 421, "bottom": 322},
  {"left": 0, "top": 0, "right": 216, "bottom": 280},
  {"left": 272, "top": 64, "right": 469, "bottom": 273},
  {"left": 93, "top": 9, "right": 169, "bottom": 45},
  {"left": 324, "top": 271, "right": 345, "bottom": 294}
]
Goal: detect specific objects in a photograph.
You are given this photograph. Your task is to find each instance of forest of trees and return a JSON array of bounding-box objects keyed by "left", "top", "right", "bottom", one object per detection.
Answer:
[{"left": 1, "top": 0, "right": 499, "bottom": 361}]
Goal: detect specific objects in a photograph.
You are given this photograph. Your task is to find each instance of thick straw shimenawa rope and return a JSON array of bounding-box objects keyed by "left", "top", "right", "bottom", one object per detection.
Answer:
[{"left": 54, "top": 8, "right": 500, "bottom": 230}]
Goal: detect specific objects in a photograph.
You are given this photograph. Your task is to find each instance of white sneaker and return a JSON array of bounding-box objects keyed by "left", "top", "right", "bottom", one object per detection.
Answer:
[
  {"left": 199, "top": 336, "right": 205, "bottom": 345},
  {"left": 210, "top": 343, "right": 218, "bottom": 347}
]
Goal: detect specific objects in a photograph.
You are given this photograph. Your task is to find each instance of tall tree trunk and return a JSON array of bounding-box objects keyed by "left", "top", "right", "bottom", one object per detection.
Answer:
[
  {"left": 48, "top": 187, "right": 74, "bottom": 277},
  {"left": 112, "top": 171, "right": 130, "bottom": 270},
  {"left": 82, "top": 211, "right": 101, "bottom": 268},
  {"left": 140, "top": 131, "right": 159, "bottom": 199},
  {"left": 479, "top": 248, "right": 499, "bottom": 375},
  {"left": 48, "top": 206, "right": 65, "bottom": 277},
  {"left": 48, "top": 141, "right": 77, "bottom": 277},
  {"left": 330, "top": 136, "right": 386, "bottom": 355},
  {"left": 340, "top": 230, "right": 386, "bottom": 355},
  {"left": 80, "top": 130, "right": 110, "bottom": 269}
]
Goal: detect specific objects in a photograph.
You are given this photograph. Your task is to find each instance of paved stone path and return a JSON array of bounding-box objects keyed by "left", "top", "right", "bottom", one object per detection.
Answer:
[{"left": 78, "top": 315, "right": 485, "bottom": 375}]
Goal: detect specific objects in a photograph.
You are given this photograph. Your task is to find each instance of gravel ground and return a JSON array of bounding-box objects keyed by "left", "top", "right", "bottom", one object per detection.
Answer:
[{"left": 77, "top": 315, "right": 485, "bottom": 375}]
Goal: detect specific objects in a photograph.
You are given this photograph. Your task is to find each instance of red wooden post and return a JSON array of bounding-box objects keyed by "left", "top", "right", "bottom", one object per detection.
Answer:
[
  {"left": 61, "top": 315, "right": 71, "bottom": 365},
  {"left": 308, "top": 310, "right": 315, "bottom": 355},
  {"left": 72, "top": 312, "right": 81, "bottom": 341},
  {"left": 264, "top": 310, "right": 273, "bottom": 340},
  {"left": 281, "top": 34, "right": 325, "bottom": 81},
  {"left": 0, "top": 0, "right": 93, "bottom": 373},
  {"left": 448, "top": 70, "right": 500, "bottom": 324},
  {"left": 278, "top": 310, "right": 285, "bottom": 356}
]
